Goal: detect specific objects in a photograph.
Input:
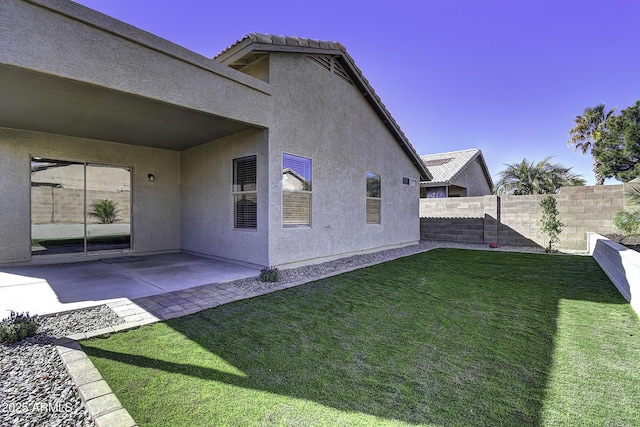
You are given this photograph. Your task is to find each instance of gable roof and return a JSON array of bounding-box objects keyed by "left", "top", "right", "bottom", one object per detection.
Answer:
[
  {"left": 420, "top": 149, "right": 493, "bottom": 188},
  {"left": 215, "top": 33, "right": 432, "bottom": 181}
]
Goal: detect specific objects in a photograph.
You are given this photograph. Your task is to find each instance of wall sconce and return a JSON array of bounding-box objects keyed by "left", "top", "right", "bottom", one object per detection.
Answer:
[{"left": 147, "top": 174, "right": 155, "bottom": 182}]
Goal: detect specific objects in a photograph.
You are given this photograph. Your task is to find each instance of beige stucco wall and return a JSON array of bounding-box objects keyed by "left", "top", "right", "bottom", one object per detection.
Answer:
[
  {"left": 0, "top": 0, "right": 271, "bottom": 125},
  {"left": 266, "top": 53, "right": 421, "bottom": 267},
  {"left": 0, "top": 2, "right": 426, "bottom": 268},
  {"left": 180, "top": 129, "right": 270, "bottom": 268},
  {"left": 451, "top": 159, "right": 492, "bottom": 196},
  {"left": 0, "top": 127, "right": 180, "bottom": 264}
]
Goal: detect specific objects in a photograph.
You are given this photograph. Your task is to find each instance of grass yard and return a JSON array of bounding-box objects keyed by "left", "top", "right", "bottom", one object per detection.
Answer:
[{"left": 81, "top": 249, "right": 640, "bottom": 426}]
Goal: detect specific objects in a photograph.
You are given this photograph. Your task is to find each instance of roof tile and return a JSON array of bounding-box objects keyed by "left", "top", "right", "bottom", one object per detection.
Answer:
[
  {"left": 253, "top": 33, "right": 272, "bottom": 44},
  {"left": 420, "top": 149, "right": 482, "bottom": 184},
  {"left": 285, "top": 36, "right": 299, "bottom": 46},
  {"left": 270, "top": 34, "right": 287, "bottom": 45}
]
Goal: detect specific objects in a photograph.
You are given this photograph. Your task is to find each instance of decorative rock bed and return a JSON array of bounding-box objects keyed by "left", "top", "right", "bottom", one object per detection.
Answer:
[{"left": 0, "top": 306, "right": 124, "bottom": 427}]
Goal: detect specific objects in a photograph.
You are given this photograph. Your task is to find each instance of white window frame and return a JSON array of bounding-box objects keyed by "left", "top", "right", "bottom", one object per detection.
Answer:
[{"left": 282, "top": 152, "right": 312, "bottom": 227}]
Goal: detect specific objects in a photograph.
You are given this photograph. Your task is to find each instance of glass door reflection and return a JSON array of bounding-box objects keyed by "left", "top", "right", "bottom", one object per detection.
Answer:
[
  {"left": 31, "top": 158, "right": 86, "bottom": 255},
  {"left": 31, "top": 158, "right": 131, "bottom": 256},
  {"left": 86, "top": 164, "right": 131, "bottom": 253}
]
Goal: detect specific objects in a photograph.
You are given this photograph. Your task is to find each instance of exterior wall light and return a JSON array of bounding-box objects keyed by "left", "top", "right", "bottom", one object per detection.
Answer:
[{"left": 148, "top": 173, "right": 155, "bottom": 182}]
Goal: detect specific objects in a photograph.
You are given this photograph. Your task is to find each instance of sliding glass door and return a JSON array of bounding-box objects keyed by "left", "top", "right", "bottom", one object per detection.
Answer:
[
  {"left": 86, "top": 164, "right": 131, "bottom": 252},
  {"left": 31, "top": 158, "right": 131, "bottom": 256}
]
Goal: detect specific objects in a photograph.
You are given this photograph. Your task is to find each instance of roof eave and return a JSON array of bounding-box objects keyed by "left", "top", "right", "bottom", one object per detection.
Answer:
[
  {"left": 215, "top": 35, "right": 432, "bottom": 181},
  {"left": 478, "top": 152, "right": 495, "bottom": 189},
  {"left": 335, "top": 53, "right": 432, "bottom": 181},
  {"left": 420, "top": 180, "right": 451, "bottom": 187}
]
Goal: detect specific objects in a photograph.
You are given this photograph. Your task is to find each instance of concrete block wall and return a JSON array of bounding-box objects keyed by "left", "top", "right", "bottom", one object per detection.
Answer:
[
  {"left": 499, "top": 195, "right": 545, "bottom": 247},
  {"left": 31, "top": 187, "right": 131, "bottom": 224},
  {"left": 419, "top": 196, "right": 486, "bottom": 243},
  {"left": 421, "top": 217, "right": 484, "bottom": 243},
  {"left": 419, "top": 197, "right": 485, "bottom": 218},
  {"left": 420, "top": 185, "right": 627, "bottom": 251}
]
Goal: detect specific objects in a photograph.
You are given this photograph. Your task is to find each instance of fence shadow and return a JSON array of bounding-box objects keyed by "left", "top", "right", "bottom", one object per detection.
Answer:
[{"left": 420, "top": 216, "right": 543, "bottom": 248}]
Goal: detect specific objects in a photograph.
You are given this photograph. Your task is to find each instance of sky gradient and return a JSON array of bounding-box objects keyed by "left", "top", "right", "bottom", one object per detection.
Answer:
[{"left": 72, "top": 0, "right": 640, "bottom": 185}]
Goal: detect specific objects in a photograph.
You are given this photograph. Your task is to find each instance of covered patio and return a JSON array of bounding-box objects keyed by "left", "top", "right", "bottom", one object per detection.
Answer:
[
  {"left": 0, "top": 0, "right": 271, "bottom": 269},
  {"left": 0, "top": 253, "right": 261, "bottom": 316}
]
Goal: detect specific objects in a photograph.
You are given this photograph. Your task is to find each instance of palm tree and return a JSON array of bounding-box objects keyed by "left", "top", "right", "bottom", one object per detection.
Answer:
[
  {"left": 495, "top": 157, "right": 586, "bottom": 195},
  {"left": 88, "top": 199, "right": 120, "bottom": 224},
  {"left": 626, "top": 185, "right": 640, "bottom": 206},
  {"left": 568, "top": 103, "right": 616, "bottom": 185}
]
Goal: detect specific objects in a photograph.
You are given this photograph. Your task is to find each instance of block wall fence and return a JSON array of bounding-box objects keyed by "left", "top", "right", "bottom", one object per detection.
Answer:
[
  {"left": 31, "top": 187, "right": 131, "bottom": 225},
  {"left": 419, "top": 184, "right": 630, "bottom": 252}
]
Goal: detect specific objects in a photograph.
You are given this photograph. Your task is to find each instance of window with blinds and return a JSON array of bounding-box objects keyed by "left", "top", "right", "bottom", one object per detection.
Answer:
[
  {"left": 282, "top": 153, "right": 312, "bottom": 226},
  {"left": 366, "top": 172, "right": 381, "bottom": 224},
  {"left": 233, "top": 155, "right": 257, "bottom": 229}
]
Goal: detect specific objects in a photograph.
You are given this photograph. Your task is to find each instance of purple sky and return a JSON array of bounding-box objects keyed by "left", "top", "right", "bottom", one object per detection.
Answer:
[{"left": 72, "top": 0, "right": 640, "bottom": 185}]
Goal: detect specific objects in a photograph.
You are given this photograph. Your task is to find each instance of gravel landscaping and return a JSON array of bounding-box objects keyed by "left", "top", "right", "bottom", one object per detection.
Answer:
[
  {"left": 0, "top": 241, "right": 544, "bottom": 425},
  {"left": 229, "top": 240, "right": 546, "bottom": 292},
  {"left": 1, "top": 306, "right": 124, "bottom": 427}
]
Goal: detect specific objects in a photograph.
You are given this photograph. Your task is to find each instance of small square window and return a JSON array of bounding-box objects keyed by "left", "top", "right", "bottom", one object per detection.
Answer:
[{"left": 403, "top": 177, "right": 417, "bottom": 186}]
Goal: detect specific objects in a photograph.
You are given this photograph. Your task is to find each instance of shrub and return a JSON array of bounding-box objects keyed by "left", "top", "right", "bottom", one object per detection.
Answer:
[
  {"left": 260, "top": 266, "right": 279, "bottom": 283},
  {"left": 0, "top": 311, "right": 39, "bottom": 344},
  {"left": 614, "top": 210, "right": 640, "bottom": 243},
  {"left": 613, "top": 185, "right": 640, "bottom": 243},
  {"left": 539, "top": 195, "right": 564, "bottom": 253},
  {"left": 88, "top": 199, "right": 120, "bottom": 224}
]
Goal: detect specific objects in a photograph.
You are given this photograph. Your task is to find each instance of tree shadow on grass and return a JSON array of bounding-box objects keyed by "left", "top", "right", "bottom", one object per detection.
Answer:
[{"left": 82, "top": 249, "right": 628, "bottom": 426}]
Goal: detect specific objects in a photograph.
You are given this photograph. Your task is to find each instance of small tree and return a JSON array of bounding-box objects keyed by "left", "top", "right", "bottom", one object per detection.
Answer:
[
  {"left": 88, "top": 199, "right": 120, "bottom": 224},
  {"left": 614, "top": 211, "right": 640, "bottom": 243},
  {"left": 539, "top": 195, "right": 564, "bottom": 252}
]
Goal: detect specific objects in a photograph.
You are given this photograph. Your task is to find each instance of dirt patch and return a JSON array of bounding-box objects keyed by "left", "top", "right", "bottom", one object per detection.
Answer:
[{"left": 604, "top": 234, "right": 640, "bottom": 253}]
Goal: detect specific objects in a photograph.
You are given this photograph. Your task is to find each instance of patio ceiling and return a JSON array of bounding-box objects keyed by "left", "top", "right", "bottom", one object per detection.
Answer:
[{"left": 0, "top": 64, "right": 260, "bottom": 151}]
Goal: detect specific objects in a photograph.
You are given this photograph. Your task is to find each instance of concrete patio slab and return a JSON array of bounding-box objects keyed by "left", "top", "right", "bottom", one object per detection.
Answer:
[{"left": 0, "top": 253, "right": 260, "bottom": 316}]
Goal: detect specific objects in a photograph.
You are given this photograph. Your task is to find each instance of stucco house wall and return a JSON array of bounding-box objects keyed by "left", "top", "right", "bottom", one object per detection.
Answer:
[
  {"left": 180, "top": 129, "right": 270, "bottom": 268},
  {"left": 1, "top": 0, "right": 271, "bottom": 128},
  {"left": 266, "top": 52, "right": 420, "bottom": 267},
  {"left": 0, "top": 1, "right": 427, "bottom": 268},
  {"left": 452, "top": 158, "right": 493, "bottom": 196},
  {"left": 0, "top": 127, "right": 181, "bottom": 264}
]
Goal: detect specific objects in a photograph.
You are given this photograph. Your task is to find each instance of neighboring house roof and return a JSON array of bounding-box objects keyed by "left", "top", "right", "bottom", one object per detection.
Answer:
[
  {"left": 282, "top": 167, "right": 309, "bottom": 191},
  {"left": 214, "top": 33, "right": 432, "bottom": 181},
  {"left": 420, "top": 149, "right": 494, "bottom": 189}
]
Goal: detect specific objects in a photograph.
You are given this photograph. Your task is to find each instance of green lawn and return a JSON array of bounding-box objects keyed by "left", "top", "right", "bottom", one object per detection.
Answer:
[{"left": 81, "top": 249, "right": 640, "bottom": 426}]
